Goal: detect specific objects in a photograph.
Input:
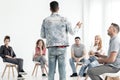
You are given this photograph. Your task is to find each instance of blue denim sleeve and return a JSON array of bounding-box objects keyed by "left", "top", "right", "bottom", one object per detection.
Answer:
[
  {"left": 41, "top": 20, "right": 46, "bottom": 38},
  {"left": 66, "top": 19, "right": 79, "bottom": 35}
]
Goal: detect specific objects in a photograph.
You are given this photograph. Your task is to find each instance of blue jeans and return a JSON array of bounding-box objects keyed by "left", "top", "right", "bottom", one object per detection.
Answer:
[
  {"left": 33, "top": 55, "right": 46, "bottom": 68},
  {"left": 69, "top": 58, "right": 85, "bottom": 73},
  {"left": 48, "top": 47, "right": 66, "bottom": 80},
  {"left": 79, "top": 56, "right": 99, "bottom": 76}
]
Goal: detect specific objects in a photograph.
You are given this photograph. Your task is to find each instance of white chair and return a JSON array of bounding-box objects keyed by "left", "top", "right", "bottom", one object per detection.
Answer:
[
  {"left": 102, "top": 70, "right": 120, "bottom": 80},
  {"left": 32, "top": 61, "right": 48, "bottom": 76},
  {"left": 1, "top": 62, "right": 17, "bottom": 79}
]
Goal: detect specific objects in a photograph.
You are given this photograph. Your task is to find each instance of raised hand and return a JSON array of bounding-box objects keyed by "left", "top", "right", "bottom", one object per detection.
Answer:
[{"left": 76, "top": 21, "right": 83, "bottom": 28}]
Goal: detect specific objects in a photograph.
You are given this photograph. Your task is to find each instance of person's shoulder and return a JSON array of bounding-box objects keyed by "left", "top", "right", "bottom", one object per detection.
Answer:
[
  {"left": 116, "top": 36, "right": 120, "bottom": 41},
  {"left": 43, "top": 48, "right": 46, "bottom": 51},
  {"left": 60, "top": 15, "right": 68, "bottom": 22},
  {"left": 80, "top": 44, "right": 85, "bottom": 49},
  {"left": 42, "top": 14, "right": 53, "bottom": 21},
  {"left": 8, "top": 46, "right": 12, "bottom": 49},
  {"left": 71, "top": 44, "right": 76, "bottom": 47},
  {"left": 43, "top": 48, "right": 46, "bottom": 50},
  {"left": 55, "top": 14, "right": 68, "bottom": 22},
  {"left": 0, "top": 45, "right": 5, "bottom": 48},
  {"left": 80, "top": 43, "right": 85, "bottom": 47},
  {"left": 44, "top": 14, "right": 67, "bottom": 22},
  {"left": 43, "top": 16, "right": 50, "bottom": 22},
  {"left": 113, "top": 36, "right": 120, "bottom": 43}
]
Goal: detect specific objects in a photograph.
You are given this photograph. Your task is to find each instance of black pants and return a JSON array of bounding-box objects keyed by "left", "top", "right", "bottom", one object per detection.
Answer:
[{"left": 3, "top": 58, "right": 23, "bottom": 73}]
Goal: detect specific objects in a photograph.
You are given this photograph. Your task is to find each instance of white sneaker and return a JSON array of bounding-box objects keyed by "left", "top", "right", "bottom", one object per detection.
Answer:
[{"left": 19, "top": 72, "right": 27, "bottom": 75}]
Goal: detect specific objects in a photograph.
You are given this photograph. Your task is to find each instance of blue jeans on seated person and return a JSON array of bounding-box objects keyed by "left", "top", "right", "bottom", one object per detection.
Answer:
[
  {"left": 69, "top": 58, "right": 85, "bottom": 73},
  {"left": 79, "top": 56, "right": 99, "bottom": 77}
]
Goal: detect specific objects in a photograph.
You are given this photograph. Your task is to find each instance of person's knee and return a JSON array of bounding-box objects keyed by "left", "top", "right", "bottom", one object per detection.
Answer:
[
  {"left": 20, "top": 58, "right": 23, "bottom": 61},
  {"left": 17, "top": 58, "right": 23, "bottom": 60},
  {"left": 17, "top": 58, "right": 23, "bottom": 62},
  {"left": 87, "top": 68, "right": 94, "bottom": 75},
  {"left": 69, "top": 58, "right": 73, "bottom": 63},
  {"left": 41, "top": 65, "right": 45, "bottom": 69}
]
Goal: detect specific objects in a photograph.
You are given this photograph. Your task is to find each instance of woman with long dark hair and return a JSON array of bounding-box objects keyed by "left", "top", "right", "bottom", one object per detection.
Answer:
[{"left": 33, "top": 39, "right": 48, "bottom": 76}]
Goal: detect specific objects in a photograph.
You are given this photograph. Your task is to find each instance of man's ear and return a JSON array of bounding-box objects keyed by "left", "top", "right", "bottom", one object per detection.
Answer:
[{"left": 113, "top": 27, "right": 117, "bottom": 33}]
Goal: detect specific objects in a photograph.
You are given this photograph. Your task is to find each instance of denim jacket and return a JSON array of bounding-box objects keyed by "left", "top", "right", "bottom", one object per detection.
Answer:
[{"left": 41, "top": 13, "right": 79, "bottom": 47}]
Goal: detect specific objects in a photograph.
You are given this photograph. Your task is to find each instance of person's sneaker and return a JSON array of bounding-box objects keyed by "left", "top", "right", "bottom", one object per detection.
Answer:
[
  {"left": 83, "top": 73, "right": 87, "bottom": 77},
  {"left": 19, "top": 70, "right": 27, "bottom": 75},
  {"left": 17, "top": 75, "right": 24, "bottom": 79},
  {"left": 70, "top": 73, "right": 78, "bottom": 77},
  {"left": 42, "top": 73, "right": 46, "bottom": 76}
]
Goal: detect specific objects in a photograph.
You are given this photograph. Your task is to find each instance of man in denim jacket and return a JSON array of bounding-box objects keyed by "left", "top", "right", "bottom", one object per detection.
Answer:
[{"left": 40, "top": 1, "right": 81, "bottom": 80}]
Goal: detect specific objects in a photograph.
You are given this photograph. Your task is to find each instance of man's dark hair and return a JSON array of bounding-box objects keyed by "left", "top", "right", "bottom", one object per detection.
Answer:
[
  {"left": 50, "top": 1, "right": 59, "bottom": 12},
  {"left": 75, "top": 37, "right": 81, "bottom": 40},
  {"left": 111, "top": 23, "right": 120, "bottom": 33},
  {"left": 4, "top": 35, "right": 10, "bottom": 41}
]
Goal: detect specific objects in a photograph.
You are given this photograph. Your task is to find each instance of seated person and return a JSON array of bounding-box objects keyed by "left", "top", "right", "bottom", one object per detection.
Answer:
[
  {"left": 87, "top": 23, "right": 120, "bottom": 80},
  {"left": 33, "top": 39, "right": 48, "bottom": 76},
  {"left": 89, "top": 35, "right": 105, "bottom": 55},
  {"left": 69, "top": 37, "right": 86, "bottom": 77},
  {"left": 0, "top": 36, "right": 27, "bottom": 79},
  {"left": 78, "top": 35, "right": 105, "bottom": 80}
]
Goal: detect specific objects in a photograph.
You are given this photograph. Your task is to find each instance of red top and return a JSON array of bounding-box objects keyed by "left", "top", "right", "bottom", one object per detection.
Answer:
[{"left": 34, "top": 47, "right": 46, "bottom": 57}]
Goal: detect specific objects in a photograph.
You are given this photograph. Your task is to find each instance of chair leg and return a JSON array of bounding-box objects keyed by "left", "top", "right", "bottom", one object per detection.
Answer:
[
  {"left": 8, "top": 66, "right": 10, "bottom": 80},
  {"left": 15, "top": 65, "right": 18, "bottom": 73},
  {"left": 76, "top": 64, "right": 78, "bottom": 70},
  {"left": 85, "top": 75, "right": 89, "bottom": 80},
  {"left": 44, "top": 66, "right": 48, "bottom": 76},
  {"left": 35, "top": 65, "right": 39, "bottom": 77},
  {"left": 12, "top": 67, "right": 14, "bottom": 77},
  {"left": 32, "top": 64, "right": 37, "bottom": 76},
  {"left": 105, "top": 76, "right": 108, "bottom": 80},
  {"left": 105, "top": 76, "right": 115, "bottom": 80},
  {"left": 1, "top": 65, "right": 7, "bottom": 78}
]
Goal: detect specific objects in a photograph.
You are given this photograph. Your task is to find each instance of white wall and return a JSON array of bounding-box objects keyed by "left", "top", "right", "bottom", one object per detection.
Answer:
[
  {"left": 0, "top": 0, "right": 82, "bottom": 74},
  {"left": 0, "top": 0, "right": 120, "bottom": 76},
  {"left": 82, "top": 0, "right": 120, "bottom": 54}
]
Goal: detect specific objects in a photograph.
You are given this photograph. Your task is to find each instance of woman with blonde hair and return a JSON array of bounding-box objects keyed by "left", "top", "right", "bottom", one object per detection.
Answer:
[
  {"left": 89, "top": 35, "right": 104, "bottom": 55},
  {"left": 78, "top": 35, "right": 105, "bottom": 80}
]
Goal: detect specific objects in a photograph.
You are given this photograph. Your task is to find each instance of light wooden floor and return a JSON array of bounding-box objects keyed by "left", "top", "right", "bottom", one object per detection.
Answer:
[
  {"left": 0, "top": 63, "right": 91, "bottom": 80},
  {"left": 0, "top": 55, "right": 91, "bottom": 80},
  {"left": 0, "top": 75, "right": 91, "bottom": 80}
]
